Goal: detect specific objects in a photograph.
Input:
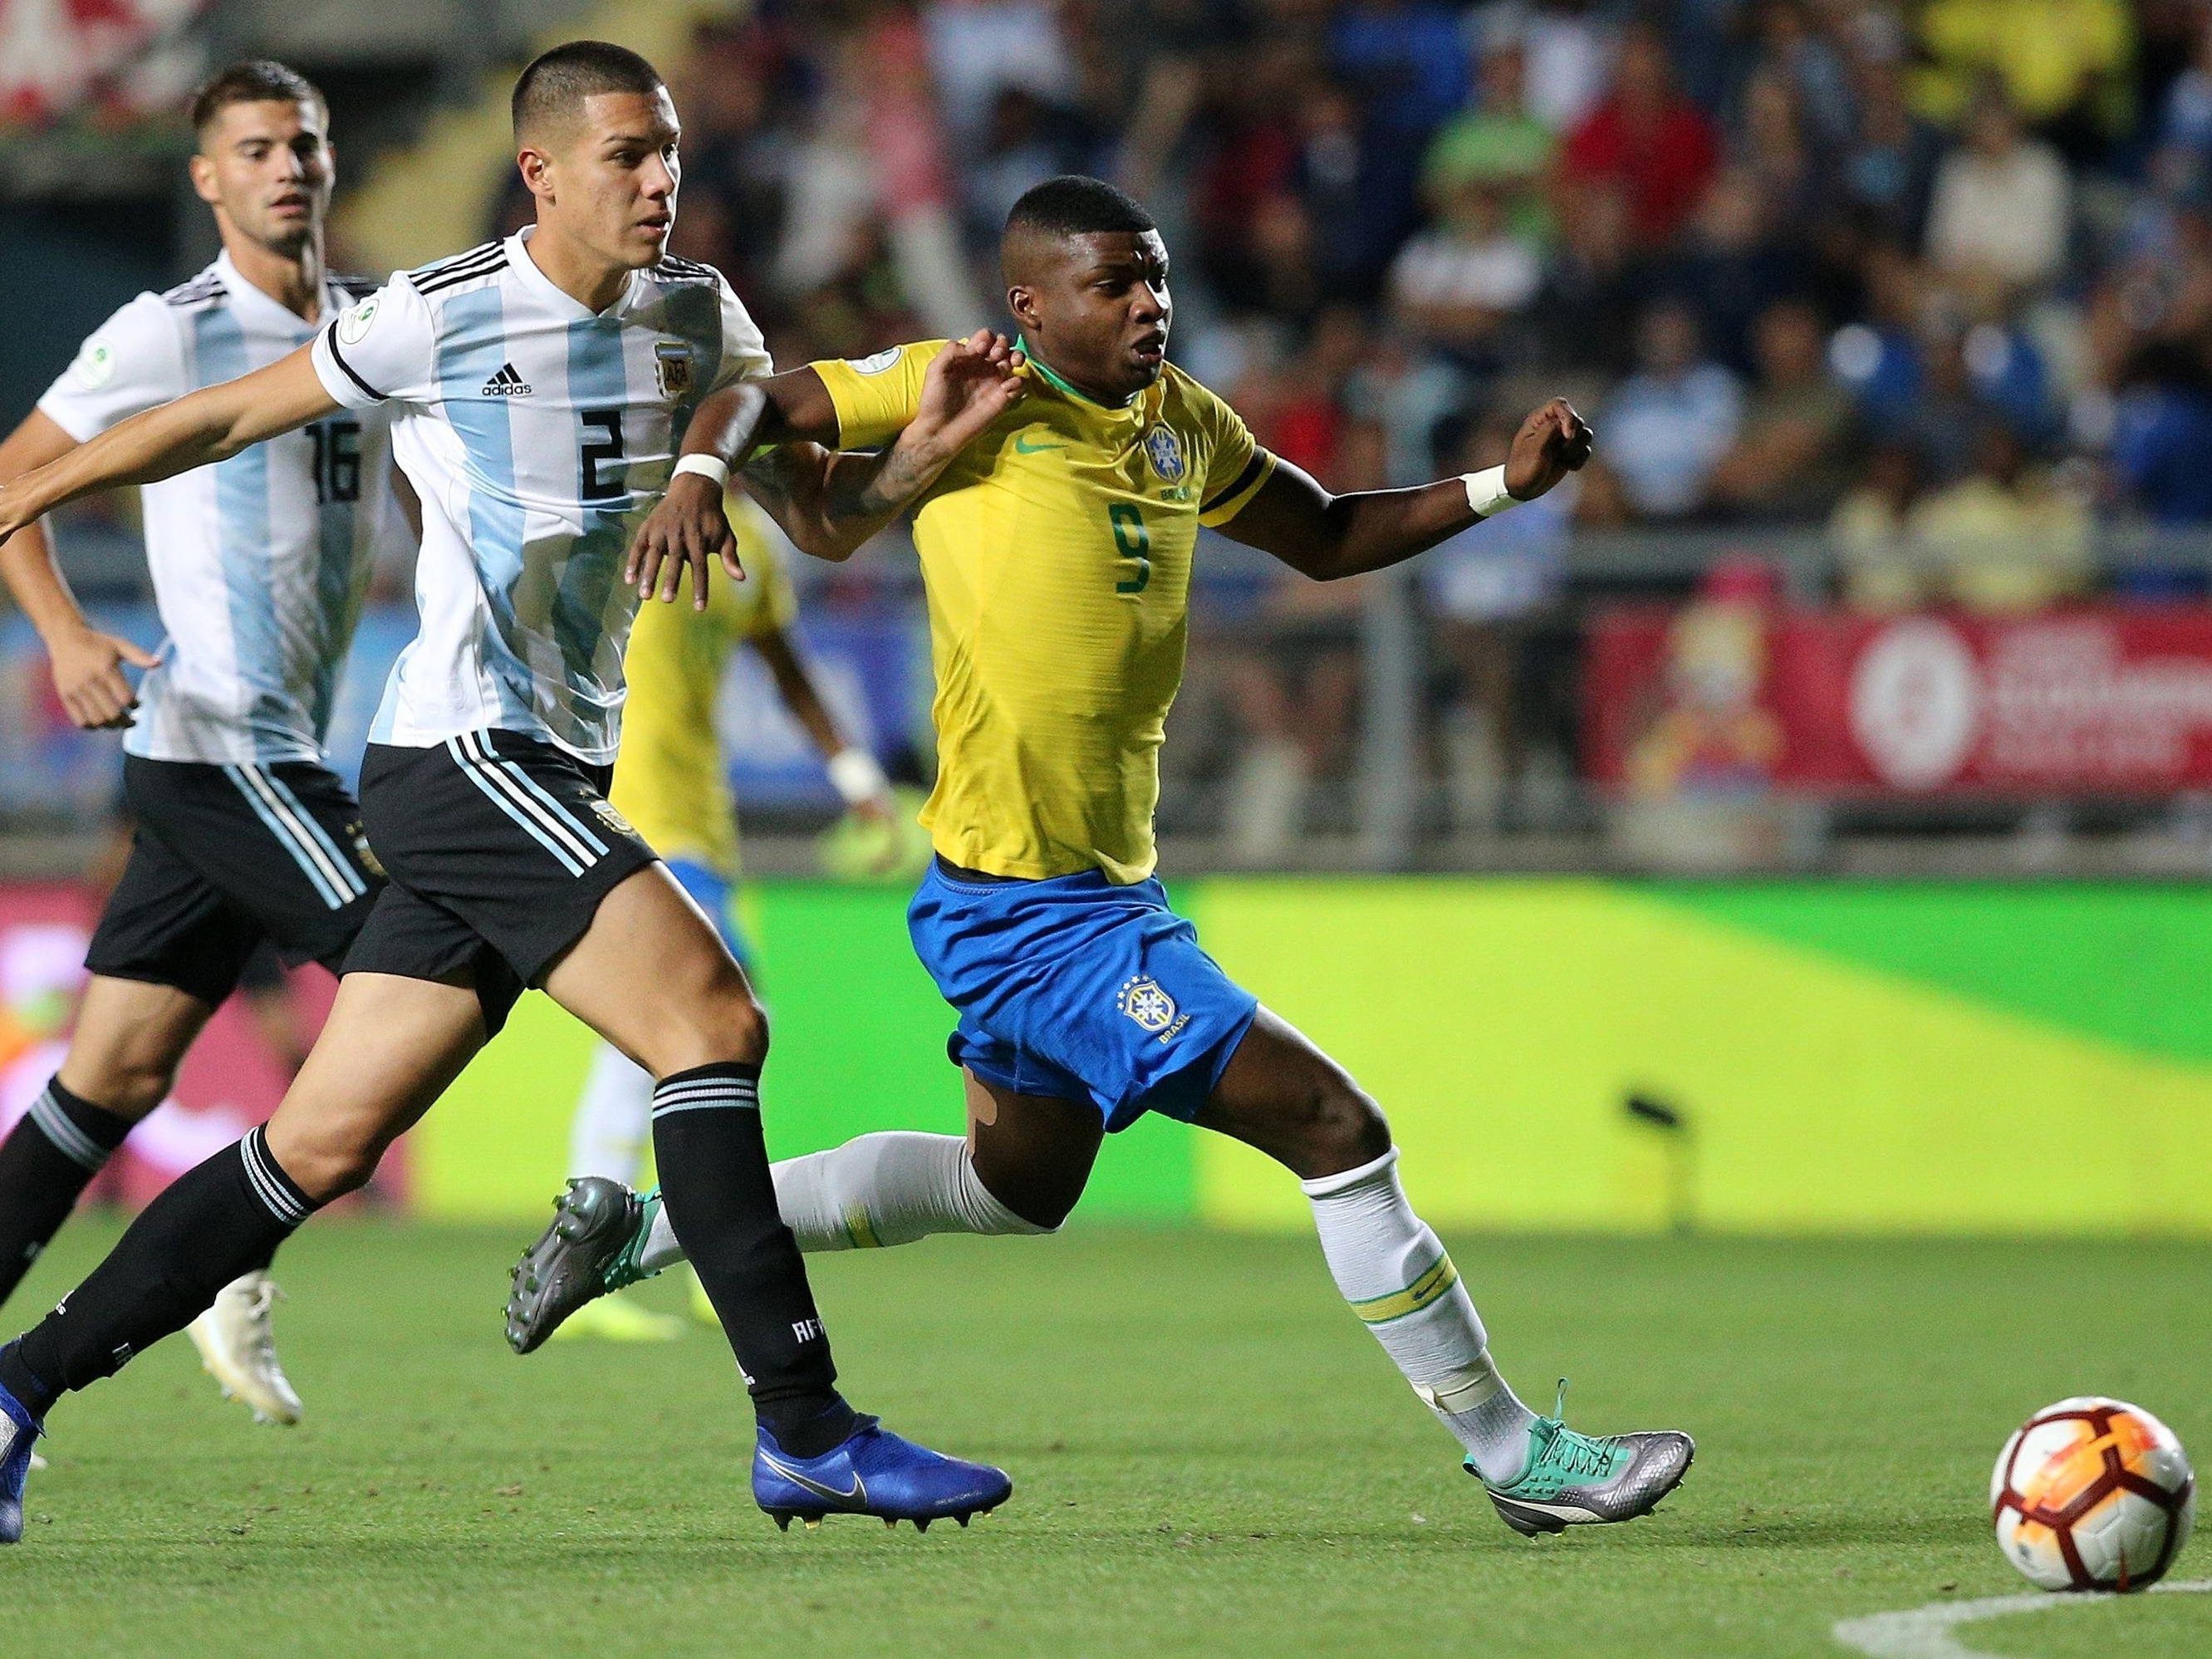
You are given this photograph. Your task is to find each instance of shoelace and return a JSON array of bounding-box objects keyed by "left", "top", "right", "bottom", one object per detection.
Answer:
[
  {"left": 1533, "top": 1378, "right": 1619, "bottom": 1480},
  {"left": 243, "top": 1277, "right": 286, "bottom": 1359}
]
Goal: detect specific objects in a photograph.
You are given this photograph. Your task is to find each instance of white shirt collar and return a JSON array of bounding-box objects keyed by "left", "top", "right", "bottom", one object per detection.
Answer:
[{"left": 508, "top": 226, "right": 639, "bottom": 320}]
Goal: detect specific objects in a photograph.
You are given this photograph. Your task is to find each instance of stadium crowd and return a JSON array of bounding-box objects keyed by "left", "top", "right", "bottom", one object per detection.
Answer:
[{"left": 490, "top": 1, "right": 2212, "bottom": 843}]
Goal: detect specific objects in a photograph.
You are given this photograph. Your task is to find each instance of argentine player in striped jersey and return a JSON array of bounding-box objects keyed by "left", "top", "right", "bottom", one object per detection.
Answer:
[
  {"left": 0, "top": 42, "right": 1009, "bottom": 1541},
  {"left": 0, "top": 61, "right": 406, "bottom": 1430}
]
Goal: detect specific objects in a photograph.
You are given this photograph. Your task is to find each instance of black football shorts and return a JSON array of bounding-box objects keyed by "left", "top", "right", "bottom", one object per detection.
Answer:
[
  {"left": 341, "top": 730, "right": 655, "bottom": 1035},
  {"left": 86, "top": 755, "right": 383, "bottom": 1006}
]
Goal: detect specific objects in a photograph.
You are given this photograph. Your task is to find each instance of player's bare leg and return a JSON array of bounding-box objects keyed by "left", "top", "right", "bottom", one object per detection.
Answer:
[{"left": 1193, "top": 1009, "right": 1694, "bottom": 1534}]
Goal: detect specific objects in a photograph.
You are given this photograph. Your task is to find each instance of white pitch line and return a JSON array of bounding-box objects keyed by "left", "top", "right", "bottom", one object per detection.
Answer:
[{"left": 1832, "top": 1578, "right": 2212, "bottom": 1658}]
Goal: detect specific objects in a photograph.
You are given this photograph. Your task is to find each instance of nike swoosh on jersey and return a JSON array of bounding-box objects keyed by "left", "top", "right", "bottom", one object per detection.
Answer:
[
  {"left": 758, "top": 1450, "right": 867, "bottom": 1506},
  {"left": 1012, "top": 433, "right": 1067, "bottom": 454}
]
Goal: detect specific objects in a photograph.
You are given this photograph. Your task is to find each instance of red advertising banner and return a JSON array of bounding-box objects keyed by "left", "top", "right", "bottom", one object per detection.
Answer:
[
  {"left": 0, "top": 884, "right": 370, "bottom": 1210},
  {"left": 1584, "top": 604, "right": 2212, "bottom": 797}
]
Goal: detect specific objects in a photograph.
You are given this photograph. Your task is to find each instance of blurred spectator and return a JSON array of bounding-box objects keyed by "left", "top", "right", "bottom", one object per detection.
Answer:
[
  {"left": 1331, "top": 0, "right": 1471, "bottom": 139},
  {"left": 1560, "top": 22, "right": 1721, "bottom": 253},
  {"left": 1424, "top": 24, "right": 1556, "bottom": 243},
  {"left": 1189, "top": 44, "right": 1305, "bottom": 313},
  {"left": 1663, "top": 168, "right": 1807, "bottom": 375},
  {"left": 1830, "top": 440, "right": 1932, "bottom": 611},
  {"left": 1840, "top": 51, "right": 1945, "bottom": 245},
  {"left": 1743, "top": 0, "right": 1855, "bottom": 150},
  {"left": 1586, "top": 299, "right": 1743, "bottom": 520},
  {"left": 1422, "top": 411, "right": 1576, "bottom": 831},
  {"left": 1736, "top": 65, "right": 1826, "bottom": 228},
  {"left": 1915, "top": 425, "right": 2092, "bottom": 611},
  {"left": 923, "top": 0, "right": 1078, "bottom": 159},
  {"left": 1709, "top": 299, "right": 1857, "bottom": 519},
  {"left": 1520, "top": 0, "right": 1620, "bottom": 134},
  {"left": 1387, "top": 176, "right": 1544, "bottom": 361},
  {"left": 1924, "top": 80, "right": 2072, "bottom": 296},
  {"left": 2110, "top": 358, "right": 2212, "bottom": 524},
  {"left": 1217, "top": 413, "right": 1385, "bottom": 861},
  {"left": 1528, "top": 183, "right": 1641, "bottom": 375},
  {"left": 1343, "top": 328, "right": 1468, "bottom": 483},
  {"left": 1288, "top": 77, "right": 1401, "bottom": 306},
  {"left": 964, "top": 86, "right": 1098, "bottom": 248},
  {"left": 1911, "top": 0, "right": 2134, "bottom": 161}
]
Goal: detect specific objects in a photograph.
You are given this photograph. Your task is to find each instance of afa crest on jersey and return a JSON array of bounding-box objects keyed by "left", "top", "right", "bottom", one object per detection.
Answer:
[
  {"left": 1116, "top": 975, "right": 1179, "bottom": 1034},
  {"left": 1142, "top": 425, "right": 1185, "bottom": 483},
  {"left": 655, "top": 341, "right": 694, "bottom": 400}
]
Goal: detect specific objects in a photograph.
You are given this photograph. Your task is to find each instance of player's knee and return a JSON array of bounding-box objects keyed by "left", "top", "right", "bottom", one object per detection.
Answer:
[
  {"left": 655, "top": 973, "right": 769, "bottom": 1075},
  {"left": 1289, "top": 1075, "right": 1390, "bottom": 1178},
  {"left": 990, "top": 1169, "right": 1079, "bottom": 1232},
  {"left": 65, "top": 1058, "right": 173, "bottom": 1122},
  {"left": 266, "top": 1129, "right": 382, "bottom": 1205}
]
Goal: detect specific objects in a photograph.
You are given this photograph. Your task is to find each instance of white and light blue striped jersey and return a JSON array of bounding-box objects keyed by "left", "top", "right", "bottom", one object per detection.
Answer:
[
  {"left": 309, "top": 227, "right": 772, "bottom": 764},
  {"left": 37, "top": 253, "right": 402, "bottom": 766}
]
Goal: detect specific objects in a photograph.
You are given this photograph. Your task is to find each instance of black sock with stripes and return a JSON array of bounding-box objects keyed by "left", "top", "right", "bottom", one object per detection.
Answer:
[
  {"left": 0, "top": 1126, "right": 314, "bottom": 1421},
  {"left": 650, "top": 1062, "right": 855, "bottom": 1455},
  {"left": 0, "top": 1077, "right": 136, "bottom": 1308}
]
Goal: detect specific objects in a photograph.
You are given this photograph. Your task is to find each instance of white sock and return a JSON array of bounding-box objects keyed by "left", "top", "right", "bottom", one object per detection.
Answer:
[
  {"left": 570, "top": 1043, "right": 654, "bottom": 1184},
  {"left": 1302, "top": 1146, "right": 1536, "bottom": 1484},
  {"left": 637, "top": 1131, "right": 1052, "bottom": 1274}
]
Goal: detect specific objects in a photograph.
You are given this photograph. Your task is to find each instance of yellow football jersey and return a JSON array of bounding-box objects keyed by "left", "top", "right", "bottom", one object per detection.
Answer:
[
  {"left": 610, "top": 493, "right": 797, "bottom": 878},
  {"left": 814, "top": 340, "right": 1273, "bottom": 882}
]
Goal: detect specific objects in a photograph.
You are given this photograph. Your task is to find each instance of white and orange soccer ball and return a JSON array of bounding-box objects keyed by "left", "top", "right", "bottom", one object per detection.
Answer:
[{"left": 1991, "top": 1397, "right": 2195, "bottom": 1592}]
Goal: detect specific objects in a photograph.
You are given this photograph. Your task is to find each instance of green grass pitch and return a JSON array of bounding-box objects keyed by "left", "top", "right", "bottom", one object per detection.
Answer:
[{"left": 6, "top": 1219, "right": 2207, "bottom": 1658}]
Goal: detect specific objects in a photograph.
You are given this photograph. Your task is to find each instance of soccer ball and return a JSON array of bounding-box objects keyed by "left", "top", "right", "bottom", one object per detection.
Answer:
[{"left": 1991, "top": 1396, "right": 2195, "bottom": 1592}]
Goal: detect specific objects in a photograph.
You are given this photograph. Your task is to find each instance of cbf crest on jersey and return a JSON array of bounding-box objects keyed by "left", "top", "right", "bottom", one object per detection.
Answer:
[
  {"left": 655, "top": 341, "right": 694, "bottom": 400},
  {"left": 1142, "top": 424, "right": 1185, "bottom": 483}
]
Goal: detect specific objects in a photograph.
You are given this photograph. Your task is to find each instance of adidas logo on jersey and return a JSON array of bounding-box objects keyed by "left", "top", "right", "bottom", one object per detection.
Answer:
[{"left": 480, "top": 363, "right": 532, "bottom": 397}]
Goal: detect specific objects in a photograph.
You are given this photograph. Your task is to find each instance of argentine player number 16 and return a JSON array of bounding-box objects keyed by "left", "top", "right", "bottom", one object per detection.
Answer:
[{"left": 304, "top": 418, "right": 361, "bottom": 504}]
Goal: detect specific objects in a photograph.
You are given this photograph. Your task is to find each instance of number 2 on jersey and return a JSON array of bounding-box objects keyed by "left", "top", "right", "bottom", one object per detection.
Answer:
[
  {"left": 580, "top": 408, "right": 626, "bottom": 501},
  {"left": 1109, "top": 503, "right": 1150, "bottom": 594}
]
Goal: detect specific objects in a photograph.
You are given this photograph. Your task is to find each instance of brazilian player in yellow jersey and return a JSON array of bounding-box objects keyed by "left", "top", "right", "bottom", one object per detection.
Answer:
[
  {"left": 557, "top": 494, "right": 899, "bottom": 1342},
  {"left": 518, "top": 177, "right": 1692, "bottom": 1538}
]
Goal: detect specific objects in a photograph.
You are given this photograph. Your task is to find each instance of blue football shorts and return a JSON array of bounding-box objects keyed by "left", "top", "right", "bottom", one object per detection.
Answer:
[{"left": 907, "top": 858, "right": 1260, "bottom": 1131}]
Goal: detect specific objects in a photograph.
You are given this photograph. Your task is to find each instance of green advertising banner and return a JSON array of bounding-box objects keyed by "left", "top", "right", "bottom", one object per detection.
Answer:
[{"left": 417, "top": 880, "right": 2212, "bottom": 1237}]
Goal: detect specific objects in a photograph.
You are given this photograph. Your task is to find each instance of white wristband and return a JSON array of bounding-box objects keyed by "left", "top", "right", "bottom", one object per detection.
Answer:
[
  {"left": 672, "top": 453, "right": 730, "bottom": 488},
  {"left": 1462, "top": 465, "right": 1518, "bottom": 519},
  {"left": 827, "top": 746, "right": 890, "bottom": 807}
]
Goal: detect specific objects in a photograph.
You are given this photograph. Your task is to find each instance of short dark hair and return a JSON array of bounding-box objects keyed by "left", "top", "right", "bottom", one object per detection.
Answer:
[
  {"left": 513, "top": 40, "right": 665, "bottom": 141},
  {"left": 189, "top": 60, "right": 326, "bottom": 138},
  {"left": 1005, "top": 175, "right": 1156, "bottom": 241}
]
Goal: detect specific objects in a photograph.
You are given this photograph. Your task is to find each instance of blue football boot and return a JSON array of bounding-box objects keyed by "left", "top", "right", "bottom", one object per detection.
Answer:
[
  {"left": 0, "top": 1375, "right": 42, "bottom": 1545},
  {"left": 753, "top": 1415, "right": 1012, "bottom": 1532}
]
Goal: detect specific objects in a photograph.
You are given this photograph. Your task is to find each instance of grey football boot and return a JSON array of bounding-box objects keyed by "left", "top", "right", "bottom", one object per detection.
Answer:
[
  {"left": 1475, "top": 1382, "right": 1695, "bottom": 1536},
  {"left": 505, "top": 1177, "right": 654, "bottom": 1353}
]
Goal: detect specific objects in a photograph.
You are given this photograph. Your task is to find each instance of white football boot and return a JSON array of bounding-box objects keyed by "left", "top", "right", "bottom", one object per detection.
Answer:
[{"left": 186, "top": 1270, "right": 302, "bottom": 1425}]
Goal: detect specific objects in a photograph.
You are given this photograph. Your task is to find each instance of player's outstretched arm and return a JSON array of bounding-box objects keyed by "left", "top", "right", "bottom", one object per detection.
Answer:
[
  {"left": 0, "top": 348, "right": 337, "bottom": 547},
  {"left": 0, "top": 410, "right": 160, "bottom": 729},
  {"left": 632, "top": 333, "right": 1023, "bottom": 596},
  {"left": 1219, "top": 397, "right": 1592, "bottom": 582}
]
